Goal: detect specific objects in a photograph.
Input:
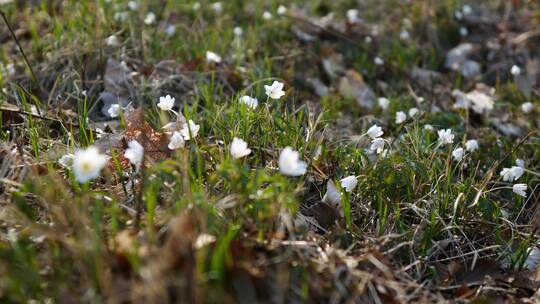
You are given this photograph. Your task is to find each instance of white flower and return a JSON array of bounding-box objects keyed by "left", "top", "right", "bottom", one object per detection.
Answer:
[
  {"left": 262, "top": 11, "right": 272, "bottom": 20},
  {"left": 437, "top": 129, "right": 454, "bottom": 145},
  {"left": 157, "top": 95, "right": 175, "bottom": 111},
  {"left": 127, "top": 1, "right": 138, "bottom": 10},
  {"left": 452, "top": 147, "right": 464, "bottom": 161},
  {"left": 366, "top": 124, "right": 383, "bottom": 139},
  {"left": 240, "top": 95, "right": 258, "bottom": 109},
  {"left": 378, "top": 97, "right": 390, "bottom": 110},
  {"left": 408, "top": 107, "right": 419, "bottom": 118},
  {"left": 165, "top": 25, "right": 176, "bottom": 36},
  {"left": 516, "top": 159, "right": 525, "bottom": 168},
  {"left": 395, "top": 111, "right": 407, "bottom": 124},
  {"left": 107, "top": 104, "right": 121, "bottom": 118},
  {"left": 278, "top": 147, "right": 307, "bottom": 176},
  {"left": 346, "top": 9, "right": 360, "bottom": 24},
  {"left": 114, "top": 11, "right": 129, "bottom": 21},
  {"left": 144, "top": 12, "right": 156, "bottom": 25},
  {"left": 277, "top": 5, "right": 287, "bottom": 15},
  {"left": 511, "top": 65, "right": 521, "bottom": 76},
  {"left": 180, "top": 120, "right": 200, "bottom": 140},
  {"left": 500, "top": 166, "right": 524, "bottom": 182},
  {"left": 105, "top": 35, "right": 119, "bottom": 46},
  {"left": 264, "top": 81, "right": 285, "bottom": 100},
  {"left": 168, "top": 131, "right": 185, "bottom": 150},
  {"left": 233, "top": 27, "right": 243, "bottom": 37},
  {"left": 459, "top": 27, "right": 468, "bottom": 37},
  {"left": 374, "top": 56, "right": 384, "bottom": 65},
  {"left": 424, "top": 124, "right": 434, "bottom": 131},
  {"left": 370, "top": 138, "right": 386, "bottom": 154},
  {"left": 513, "top": 184, "right": 527, "bottom": 197},
  {"left": 230, "top": 137, "right": 251, "bottom": 159},
  {"left": 399, "top": 30, "right": 410, "bottom": 40},
  {"left": 462, "top": 4, "right": 472, "bottom": 15},
  {"left": 58, "top": 154, "right": 74, "bottom": 168},
  {"left": 465, "top": 139, "right": 479, "bottom": 152},
  {"left": 211, "top": 2, "right": 222, "bottom": 14},
  {"left": 124, "top": 140, "right": 144, "bottom": 168},
  {"left": 340, "top": 176, "right": 358, "bottom": 193},
  {"left": 192, "top": 2, "right": 201, "bottom": 11},
  {"left": 206, "top": 51, "right": 222, "bottom": 63},
  {"left": 72, "top": 146, "right": 109, "bottom": 183},
  {"left": 467, "top": 91, "right": 494, "bottom": 114},
  {"left": 454, "top": 10, "right": 463, "bottom": 20},
  {"left": 521, "top": 102, "right": 534, "bottom": 114}
]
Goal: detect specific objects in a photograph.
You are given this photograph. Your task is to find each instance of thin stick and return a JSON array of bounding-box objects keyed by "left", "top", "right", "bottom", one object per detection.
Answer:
[{"left": 0, "top": 10, "right": 44, "bottom": 97}]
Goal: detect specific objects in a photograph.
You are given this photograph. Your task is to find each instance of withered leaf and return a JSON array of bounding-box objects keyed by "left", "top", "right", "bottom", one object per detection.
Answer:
[{"left": 110, "top": 107, "right": 170, "bottom": 170}]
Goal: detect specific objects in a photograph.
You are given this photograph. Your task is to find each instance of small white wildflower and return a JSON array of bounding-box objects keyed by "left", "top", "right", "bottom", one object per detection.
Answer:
[
  {"left": 233, "top": 27, "right": 243, "bottom": 37},
  {"left": 180, "top": 120, "right": 200, "bottom": 140},
  {"left": 378, "top": 97, "right": 390, "bottom": 110},
  {"left": 240, "top": 96, "right": 258, "bottom": 109},
  {"left": 521, "top": 102, "right": 534, "bottom": 114},
  {"left": 513, "top": 183, "right": 527, "bottom": 197},
  {"left": 264, "top": 81, "right": 286, "bottom": 100},
  {"left": 105, "top": 35, "right": 119, "bottom": 46},
  {"left": 454, "top": 10, "right": 463, "bottom": 20},
  {"left": 192, "top": 2, "right": 201, "bottom": 11},
  {"left": 462, "top": 4, "right": 472, "bottom": 15},
  {"left": 206, "top": 51, "right": 222, "bottom": 63},
  {"left": 395, "top": 111, "right": 407, "bottom": 124},
  {"left": 168, "top": 131, "right": 185, "bottom": 150},
  {"left": 469, "top": 91, "right": 494, "bottom": 114},
  {"left": 424, "top": 124, "right": 434, "bottom": 131},
  {"left": 465, "top": 139, "right": 479, "bottom": 152},
  {"left": 114, "top": 11, "right": 129, "bottom": 21},
  {"left": 58, "top": 154, "right": 74, "bottom": 168},
  {"left": 262, "top": 11, "right": 273, "bottom": 20},
  {"left": 165, "top": 25, "right": 176, "bottom": 36},
  {"left": 157, "top": 95, "right": 175, "bottom": 111},
  {"left": 452, "top": 147, "right": 464, "bottom": 161},
  {"left": 340, "top": 176, "right": 358, "bottom": 193},
  {"left": 230, "top": 137, "right": 251, "bottom": 159},
  {"left": 127, "top": 1, "right": 138, "bottom": 10},
  {"left": 459, "top": 27, "right": 468, "bottom": 37},
  {"left": 516, "top": 159, "right": 525, "bottom": 168},
  {"left": 437, "top": 129, "right": 454, "bottom": 145},
  {"left": 211, "top": 2, "right": 223, "bottom": 14},
  {"left": 511, "top": 65, "right": 521, "bottom": 76},
  {"left": 370, "top": 138, "right": 386, "bottom": 154},
  {"left": 124, "top": 140, "right": 144, "bottom": 168},
  {"left": 144, "top": 12, "right": 156, "bottom": 25},
  {"left": 277, "top": 5, "right": 287, "bottom": 15},
  {"left": 374, "top": 56, "right": 384, "bottom": 65},
  {"left": 72, "top": 146, "right": 109, "bottom": 183},
  {"left": 408, "top": 107, "right": 419, "bottom": 118},
  {"left": 399, "top": 29, "right": 410, "bottom": 40},
  {"left": 500, "top": 166, "right": 524, "bottom": 182},
  {"left": 366, "top": 124, "right": 383, "bottom": 139},
  {"left": 346, "top": 9, "right": 360, "bottom": 24},
  {"left": 278, "top": 147, "right": 307, "bottom": 176},
  {"left": 107, "top": 104, "right": 121, "bottom": 118}
]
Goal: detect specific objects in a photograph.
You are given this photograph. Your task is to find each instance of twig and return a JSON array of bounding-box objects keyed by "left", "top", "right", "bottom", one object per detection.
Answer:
[{"left": 0, "top": 10, "right": 44, "bottom": 101}]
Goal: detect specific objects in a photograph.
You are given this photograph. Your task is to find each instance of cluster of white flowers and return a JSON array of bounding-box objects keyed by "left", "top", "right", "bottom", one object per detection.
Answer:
[
  {"left": 437, "top": 129, "right": 454, "bottom": 146},
  {"left": 366, "top": 124, "right": 386, "bottom": 154},
  {"left": 453, "top": 89, "right": 494, "bottom": 114},
  {"left": 500, "top": 166, "right": 524, "bottom": 182}
]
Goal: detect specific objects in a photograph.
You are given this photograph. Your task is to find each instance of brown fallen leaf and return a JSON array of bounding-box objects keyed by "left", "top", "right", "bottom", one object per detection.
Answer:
[
  {"left": 100, "top": 107, "right": 170, "bottom": 170},
  {"left": 338, "top": 69, "right": 376, "bottom": 110}
]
